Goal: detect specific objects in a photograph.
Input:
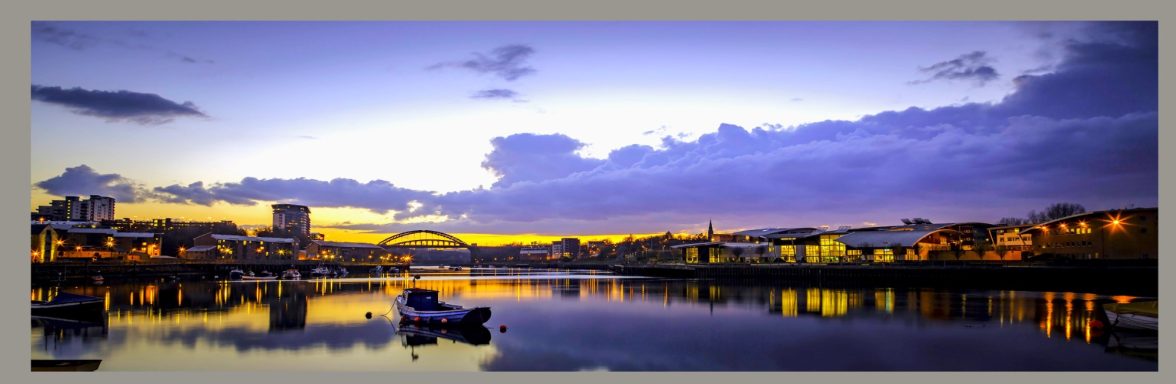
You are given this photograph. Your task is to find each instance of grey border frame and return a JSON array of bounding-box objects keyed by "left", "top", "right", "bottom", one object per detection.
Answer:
[{"left": 2, "top": 0, "right": 1170, "bottom": 383}]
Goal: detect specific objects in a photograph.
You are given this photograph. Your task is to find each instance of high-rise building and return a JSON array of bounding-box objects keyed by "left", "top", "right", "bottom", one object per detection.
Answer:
[
  {"left": 85, "top": 195, "right": 116, "bottom": 222},
  {"left": 35, "top": 195, "right": 115, "bottom": 221},
  {"left": 557, "top": 238, "right": 581, "bottom": 259},
  {"left": 272, "top": 204, "right": 312, "bottom": 237}
]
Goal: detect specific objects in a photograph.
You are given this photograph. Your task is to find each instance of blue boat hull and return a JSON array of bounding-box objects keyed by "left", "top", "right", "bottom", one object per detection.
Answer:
[{"left": 396, "top": 297, "right": 491, "bottom": 326}]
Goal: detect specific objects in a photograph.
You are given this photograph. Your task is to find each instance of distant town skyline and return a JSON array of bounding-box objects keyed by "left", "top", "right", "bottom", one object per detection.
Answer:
[{"left": 31, "top": 21, "right": 1158, "bottom": 245}]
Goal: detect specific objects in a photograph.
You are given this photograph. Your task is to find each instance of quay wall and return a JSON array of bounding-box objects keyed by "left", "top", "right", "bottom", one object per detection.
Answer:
[
  {"left": 612, "top": 263, "right": 1158, "bottom": 296},
  {"left": 31, "top": 261, "right": 410, "bottom": 283}
]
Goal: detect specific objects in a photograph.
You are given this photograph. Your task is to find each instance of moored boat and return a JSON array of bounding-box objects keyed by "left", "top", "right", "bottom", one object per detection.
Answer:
[
  {"left": 242, "top": 271, "right": 277, "bottom": 281},
  {"left": 396, "top": 288, "right": 491, "bottom": 326},
  {"left": 310, "top": 266, "right": 332, "bottom": 278},
  {"left": 228, "top": 269, "right": 245, "bottom": 280},
  {"left": 370, "top": 265, "right": 384, "bottom": 276},
  {"left": 281, "top": 269, "right": 301, "bottom": 280},
  {"left": 31, "top": 292, "right": 105, "bottom": 321},
  {"left": 1103, "top": 300, "right": 1158, "bottom": 331}
]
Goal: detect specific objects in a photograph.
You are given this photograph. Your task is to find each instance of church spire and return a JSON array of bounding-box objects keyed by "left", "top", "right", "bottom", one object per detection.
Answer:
[{"left": 707, "top": 220, "right": 714, "bottom": 242}]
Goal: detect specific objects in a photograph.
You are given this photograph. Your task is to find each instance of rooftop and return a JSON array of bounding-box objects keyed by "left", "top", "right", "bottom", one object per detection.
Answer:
[
  {"left": 835, "top": 228, "right": 957, "bottom": 248},
  {"left": 185, "top": 245, "right": 216, "bottom": 252},
  {"left": 210, "top": 234, "right": 297, "bottom": 243},
  {"left": 311, "top": 240, "right": 384, "bottom": 249}
]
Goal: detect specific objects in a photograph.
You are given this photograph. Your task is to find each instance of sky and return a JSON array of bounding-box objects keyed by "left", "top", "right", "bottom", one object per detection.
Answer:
[{"left": 30, "top": 21, "right": 1158, "bottom": 245}]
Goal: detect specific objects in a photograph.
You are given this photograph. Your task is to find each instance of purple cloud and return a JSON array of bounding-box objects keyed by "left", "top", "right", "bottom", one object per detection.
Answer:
[
  {"left": 154, "top": 177, "right": 435, "bottom": 216},
  {"left": 911, "top": 51, "right": 999, "bottom": 86},
  {"left": 32, "top": 22, "right": 214, "bottom": 64},
  {"left": 428, "top": 44, "right": 537, "bottom": 81},
  {"left": 31, "top": 85, "right": 208, "bottom": 125},
  {"left": 471, "top": 88, "right": 523, "bottom": 101},
  {"left": 154, "top": 181, "right": 219, "bottom": 206},
  {"left": 32, "top": 22, "right": 100, "bottom": 50},
  {"left": 35, "top": 165, "right": 150, "bottom": 203},
  {"left": 480, "top": 133, "right": 604, "bottom": 188}
]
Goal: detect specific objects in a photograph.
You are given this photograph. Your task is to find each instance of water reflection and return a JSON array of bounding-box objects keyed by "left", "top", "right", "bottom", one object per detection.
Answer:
[{"left": 30, "top": 270, "right": 1156, "bottom": 371}]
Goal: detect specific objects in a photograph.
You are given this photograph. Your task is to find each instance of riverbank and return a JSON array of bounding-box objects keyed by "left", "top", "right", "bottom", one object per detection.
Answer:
[
  {"left": 31, "top": 260, "right": 1158, "bottom": 296},
  {"left": 31, "top": 261, "right": 410, "bottom": 283}
]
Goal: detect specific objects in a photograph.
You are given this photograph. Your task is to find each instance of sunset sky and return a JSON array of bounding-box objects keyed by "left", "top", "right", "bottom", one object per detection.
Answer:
[{"left": 30, "top": 21, "right": 1158, "bottom": 245}]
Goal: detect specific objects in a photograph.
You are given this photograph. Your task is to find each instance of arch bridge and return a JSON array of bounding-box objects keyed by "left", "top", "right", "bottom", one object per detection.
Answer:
[{"left": 378, "top": 230, "right": 473, "bottom": 249}]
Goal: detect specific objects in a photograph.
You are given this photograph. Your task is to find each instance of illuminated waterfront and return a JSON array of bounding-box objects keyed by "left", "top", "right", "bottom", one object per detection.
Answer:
[{"left": 31, "top": 268, "right": 1156, "bottom": 371}]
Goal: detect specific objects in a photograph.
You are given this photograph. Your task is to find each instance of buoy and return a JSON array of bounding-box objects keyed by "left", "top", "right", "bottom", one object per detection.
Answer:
[
  {"left": 413, "top": 316, "right": 421, "bottom": 322},
  {"left": 499, "top": 324, "right": 508, "bottom": 333},
  {"left": 365, "top": 312, "right": 372, "bottom": 319},
  {"left": 440, "top": 318, "right": 448, "bottom": 324}
]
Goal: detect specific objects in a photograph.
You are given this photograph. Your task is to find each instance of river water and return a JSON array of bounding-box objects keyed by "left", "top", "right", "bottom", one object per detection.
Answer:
[{"left": 30, "top": 268, "right": 1157, "bottom": 371}]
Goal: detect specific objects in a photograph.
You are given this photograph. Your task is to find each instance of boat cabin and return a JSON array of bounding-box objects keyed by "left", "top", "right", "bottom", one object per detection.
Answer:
[{"left": 403, "top": 288, "right": 442, "bottom": 311}]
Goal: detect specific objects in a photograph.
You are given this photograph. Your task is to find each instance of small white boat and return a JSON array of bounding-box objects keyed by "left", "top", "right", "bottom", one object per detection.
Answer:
[
  {"left": 228, "top": 269, "right": 245, "bottom": 280},
  {"left": 370, "top": 266, "right": 384, "bottom": 276},
  {"left": 242, "top": 271, "right": 277, "bottom": 281},
  {"left": 1103, "top": 301, "right": 1158, "bottom": 331},
  {"left": 336, "top": 267, "right": 348, "bottom": 277},
  {"left": 281, "top": 269, "right": 301, "bottom": 280},
  {"left": 396, "top": 288, "right": 491, "bottom": 326},
  {"left": 310, "top": 266, "right": 332, "bottom": 278}
]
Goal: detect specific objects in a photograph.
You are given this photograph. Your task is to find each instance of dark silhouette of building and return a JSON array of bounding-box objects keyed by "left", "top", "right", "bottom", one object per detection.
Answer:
[{"left": 272, "top": 204, "right": 311, "bottom": 237}]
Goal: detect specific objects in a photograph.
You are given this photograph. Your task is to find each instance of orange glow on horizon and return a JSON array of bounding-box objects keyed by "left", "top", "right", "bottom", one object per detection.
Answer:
[{"left": 31, "top": 195, "right": 667, "bottom": 247}]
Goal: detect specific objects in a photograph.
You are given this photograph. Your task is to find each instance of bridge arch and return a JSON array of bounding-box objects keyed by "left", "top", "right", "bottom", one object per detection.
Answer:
[{"left": 378, "top": 230, "right": 472, "bottom": 249}]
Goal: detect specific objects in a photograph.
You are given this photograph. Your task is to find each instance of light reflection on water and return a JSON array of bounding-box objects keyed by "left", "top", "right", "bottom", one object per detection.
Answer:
[{"left": 30, "top": 269, "right": 1156, "bottom": 371}]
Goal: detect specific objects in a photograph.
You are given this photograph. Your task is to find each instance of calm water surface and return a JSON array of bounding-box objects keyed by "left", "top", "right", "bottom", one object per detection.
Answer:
[{"left": 31, "top": 268, "right": 1157, "bottom": 371}]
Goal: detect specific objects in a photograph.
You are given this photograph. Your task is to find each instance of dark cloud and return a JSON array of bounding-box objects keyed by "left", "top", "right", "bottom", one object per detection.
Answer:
[
  {"left": 32, "top": 22, "right": 100, "bottom": 50},
  {"left": 471, "top": 88, "right": 523, "bottom": 101},
  {"left": 997, "top": 21, "right": 1157, "bottom": 119},
  {"left": 480, "top": 133, "right": 603, "bottom": 188},
  {"left": 32, "top": 21, "right": 214, "bottom": 64},
  {"left": 35, "top": 165, "right": 150, "bottom": 203},
  {"left": 31, "top": 85, "right": 208, "bottom": 125},
  {"left": 154, "top": 182, "right": 218, "bottom": 206},
  {"left": 154, "top": 177, "right": 436, "bottom": 216},
  {"left": 428, "top": 44, "right": 537, "bottom": 81},
  {"left": 911, "top": 51, "right": 1000, "bottom": 86}
]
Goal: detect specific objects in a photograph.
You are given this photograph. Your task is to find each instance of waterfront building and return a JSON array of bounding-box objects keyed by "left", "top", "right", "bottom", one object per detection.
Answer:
[
  {"left": 190, "top": 233, "right": 298, "bottom": 261},
  {"left": 103, "top": 218, "right": 238, "bottom": 233},
  {"left": 674, "top": 227, "right": 836, "bottom": 264},
  {"left": 54, "top": 227, "right": 163, "bottom": 261},
  {"left": 1017, "top": 207, "right": 1157, "bottom": 260},
  {"left": 33, "top": 195, "right": 116, "bottom": 222},
  {"left": 272, "top": 204, "right": 312, "bottom": 237},
  {"left": 759, "top": 228, "right": 826, "bottom": 262},
  {"left": 521, "top": 242, "right": 554, "bottom": 261},
  {"left": 30, "top": 224, "right": 60, "bottom": 263},
  {"left": 557, "top": 238, "right": 581, "bottom": 259},
  {"left": 988, "top": 224, "right": 1034, "bottom": 260},
  {"left": 305, "top": 240, "right": 389, "bottom": 262},
  {"left": 835, "top": 222, "right": 996, "bottom": 262}
]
